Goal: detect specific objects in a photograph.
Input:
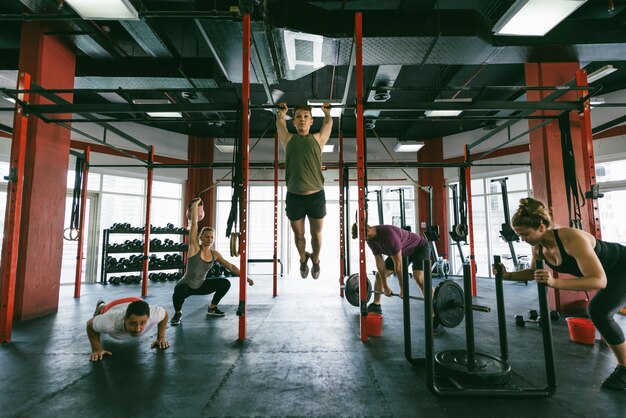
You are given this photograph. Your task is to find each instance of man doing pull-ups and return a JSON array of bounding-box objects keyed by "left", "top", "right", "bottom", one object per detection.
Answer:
[{"left": 276, "top": 102, "right": 333, "bottom": 279}]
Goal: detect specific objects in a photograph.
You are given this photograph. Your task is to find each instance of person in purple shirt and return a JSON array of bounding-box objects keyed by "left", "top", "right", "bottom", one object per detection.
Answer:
[{"left": 351, "top": 223, "right": 444, "bottom": 334}]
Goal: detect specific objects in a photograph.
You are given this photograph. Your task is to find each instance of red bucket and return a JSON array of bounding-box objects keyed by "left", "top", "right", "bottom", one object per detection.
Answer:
[
  {"left": 367, "top": 313, "right": 383, "bottom": 337},
  {"left": 566, "top": 317, "right": 596, "bottom": 345}
]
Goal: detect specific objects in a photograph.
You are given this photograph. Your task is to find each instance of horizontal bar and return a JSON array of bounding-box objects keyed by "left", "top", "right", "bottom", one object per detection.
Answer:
[
  {"left": 88, "top": 161, "right": 531, "bottom": 170},
  {"left": 19, "top": 100, "right": 583, "bottom": 115}
]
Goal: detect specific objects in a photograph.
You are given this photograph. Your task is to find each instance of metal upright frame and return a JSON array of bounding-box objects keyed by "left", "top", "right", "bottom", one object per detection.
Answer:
[
  {"left": 238, "top": 13, "right": 251, "bottom": 340},
  {"left": 273, "top": 133, "right": 279, "bottom": 297},
  {"left": 338, "top": 131, "right": 346, "bottom": 297},
  {"left": 141, "top": 146, "right": 154, "bottom": 297},
  {"left": 0, "top": 72, "right": 30, "bottom": 343},
  {"left": 354, "top": 12, "right": 369, "bottom": 341}
]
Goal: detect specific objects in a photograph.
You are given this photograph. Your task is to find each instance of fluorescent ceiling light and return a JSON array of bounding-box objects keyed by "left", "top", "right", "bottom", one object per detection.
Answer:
[
  {"left": 394, "top": 142, "right": 425, "bottom": 153},
  {"left": 589, "top": 97, "right": 605, "bottom": 106},
  {"left": 132, "top": 99, "right": 170, "bottom": 105},
  {"left": 215, "top": 144, "right": 235, "bottom": 153},
  {"left": 493, "top": 0, "right": 587, "bottom": 37},
  {"left": 587, "top": 65, "right": 618, "bottom": 83},
  {"left": 322, "top": 145, "right": 334, "bottom": 153},
  {"left": 146, "top": 112, "right": 183, "bottom": 118},
  {"left": 424, "top": 109, "right": 463, "bottom": 117},
  {"left": 307, "top": 100, "right": 343, "bottom": 117},
  {"left": 65, "top": 0, "right": 140, "bottom": 20},
  {"left": 3, "top": 97, "right": 15, "bottom": 104},
  {"left": 131, "top": 98, "right": 182, "bottom": 118},
  {"left": 424, "top": 98, "right": 470, "bottom": 117}
]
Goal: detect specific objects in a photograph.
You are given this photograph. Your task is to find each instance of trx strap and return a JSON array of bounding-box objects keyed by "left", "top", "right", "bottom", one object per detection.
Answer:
[
  {"left": 64, "top": 155, "right": 84, "bottom": 241},
  {"left": 70, "top": 156, "right": 83, "bottom": 229},
  {"left": 226, "top": 108, "right": 242, "bottom": 238},
  {"left": 456, "top": 167, "right": 469, "bottom": 240},
  {"left": 558, "top": 112, "right": 584, "bottom": 230}
]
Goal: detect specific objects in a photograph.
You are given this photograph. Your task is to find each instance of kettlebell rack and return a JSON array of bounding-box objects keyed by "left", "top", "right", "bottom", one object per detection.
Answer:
[{"left": 100, "top": 223, "right": 188, "bottom": 285}]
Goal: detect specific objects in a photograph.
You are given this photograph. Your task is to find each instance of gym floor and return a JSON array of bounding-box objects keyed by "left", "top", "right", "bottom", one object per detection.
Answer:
[{"left": 1, "top": 272, "right": 624, "bottom": 417}]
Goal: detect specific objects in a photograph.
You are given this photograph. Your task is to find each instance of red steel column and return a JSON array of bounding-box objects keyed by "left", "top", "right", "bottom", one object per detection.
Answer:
[
  {"left": 525, "top": 62, "right": 590, "bottom": 314},
  {"left": 417, "top": 137, "right": 448, "bottom": 255},
  {"left": 575, "top": 69, "right": 602, "bottom": 240},
  {"left": 464, "top": 146, "right": 477, "bottom": 296},
  {"left": 73, "top": 146, "right": 90, "bottom": 298},
  {"left": 14, "top": 22, "right": 75, "bottom": 321},
  {"left": 238, "top": 13, "right": 251, "bottom": 340},
  {"left": 186, "top": 136, "right": 215, "bottom": 227},
  {"left": 338, "top": 131, "right": 345, "bottom": 297},
  {"left": 0, "top": 72, "right": 30, "bottom": 343},
  {"left": 141, "top": 147, "right": 154, "bottom": 297},
  {"left": 273, "top": 133, "right": 279, "bottom": 297},
  {"left": 355, "top": 12, "right": 368, "bottom": 341}
]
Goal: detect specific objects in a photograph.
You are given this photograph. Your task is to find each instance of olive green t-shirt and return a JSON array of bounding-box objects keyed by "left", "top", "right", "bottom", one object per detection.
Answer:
[{"left": 285, "top": 134, "right": 325, "bottom": 193}]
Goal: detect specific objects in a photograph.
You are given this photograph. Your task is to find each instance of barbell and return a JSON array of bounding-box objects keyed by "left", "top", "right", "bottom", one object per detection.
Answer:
[{"left": 342, "top": 273, "right": 491, "bottom": 328}]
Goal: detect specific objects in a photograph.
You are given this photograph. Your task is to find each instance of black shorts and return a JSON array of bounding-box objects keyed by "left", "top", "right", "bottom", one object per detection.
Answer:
[
  {"left": 384, "top": 243, "right": 430, "bottom": 271},
  {"left": 285, "top": 190, "right": 326, "bottom": 221}
]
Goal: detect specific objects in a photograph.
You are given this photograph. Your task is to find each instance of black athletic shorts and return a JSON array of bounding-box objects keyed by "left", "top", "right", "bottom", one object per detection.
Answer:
[
  {"left": 384, "top": 242, "right": 430, "bottom": 271},
  {"left": 285, "top": 190, "right": 327, "bottom": 221}
]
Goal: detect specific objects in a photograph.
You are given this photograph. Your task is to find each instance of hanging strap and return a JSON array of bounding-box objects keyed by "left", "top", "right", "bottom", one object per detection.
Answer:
[
  {"left": 558, "top": 113, "right": 584, "bottom": 230},
  {"left": 70, "top": 156, "right": 84, "bottom": 230}
]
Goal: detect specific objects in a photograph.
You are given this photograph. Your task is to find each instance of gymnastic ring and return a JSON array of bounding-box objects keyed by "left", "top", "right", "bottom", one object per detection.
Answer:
[
  {"left": 63, "top": 227, "right": 80, "bottom": 241},
  {"left": 230, "top": 232, "right": 240, "bottom": 257}
]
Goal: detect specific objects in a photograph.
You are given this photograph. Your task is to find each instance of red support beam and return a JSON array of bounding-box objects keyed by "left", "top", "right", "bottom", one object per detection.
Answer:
[
  {"left": 0, "top": 72, "right": 30, "bottom": 343},
  {"left": 525, "top": 62, "right": 591, "bottom": 314},
  {"left": 238, "top": 13, "right": 251, "bottom": 340},
  {"left": 273, "top": 133, "right": 279, "bottom": 297},
  {"left": 417, "top": 138, "right": 449, "bottom": 257},
  {"left": 73, "top": 146, "right": 90, "bottom": 298},
  {"left": 70, "top": 139, "right": 184, "bottom": 165},
  {"left": 14, "top": 23, "right": 74, "bottom": 321},
  {"left": 355, "top": 12, "right": 368, "bottom": 342},
  {"left": 575, "top": 69, "right": 602, "bottom": 240},
  {"left": 186, "top": 136, "right": 215, "bottom": 228},
  {"left": 141, "top": 146, "right": 154, "bottom": 298}
]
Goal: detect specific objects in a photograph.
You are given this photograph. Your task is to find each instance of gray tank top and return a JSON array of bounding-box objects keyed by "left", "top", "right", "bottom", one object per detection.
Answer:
[{"left": 177, "top": 251, "right": 216, "bottom": 289}]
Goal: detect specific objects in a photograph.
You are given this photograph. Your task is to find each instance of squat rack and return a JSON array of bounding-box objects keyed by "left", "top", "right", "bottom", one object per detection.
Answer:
[{"left": 0, "top": 10, "right": 597, "bottom": 344}]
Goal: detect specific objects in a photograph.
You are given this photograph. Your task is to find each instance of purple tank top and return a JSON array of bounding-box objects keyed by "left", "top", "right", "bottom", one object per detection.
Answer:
[{"left": 366, "top": 225, "right": 428, "bottom": 257}]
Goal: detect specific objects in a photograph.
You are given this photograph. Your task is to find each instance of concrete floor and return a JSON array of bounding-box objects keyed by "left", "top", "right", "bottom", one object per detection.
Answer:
[{"left": 1, "top": 272, "right": 625, "bottom": 417}]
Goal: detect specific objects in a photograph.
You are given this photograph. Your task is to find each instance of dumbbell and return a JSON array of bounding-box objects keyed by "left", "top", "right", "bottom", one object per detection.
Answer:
[
  {"left": 515, "top": 309, "right": 560, "bottom": 327},
  {"left": 515, "top": 314, "right": 542, "bottom": 328}
]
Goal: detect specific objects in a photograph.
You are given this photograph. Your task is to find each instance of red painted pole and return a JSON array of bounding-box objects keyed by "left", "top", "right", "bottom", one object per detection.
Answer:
[
  {"left": 355, "top": 12, "right": 368, "bottom": 342},
  {"left": 74, "top": 146, "right": 90, "bottom": 298},
  {"left": 464, "top": 146, "right": 477, "bottom": 296},
  {"left": 141, "top": 146, "right": 154, "bottom": 298},
  {"left": 338, "top": 131, "right": 345, "bottom": 297},
  {"left": 575, "top": 69, "right": 602, "bottom": 240},
  {"left": 273, "top": 133, "right": 278, "bottom": 297},
  {"left": 0, "top": 72, "right": 30, "bottom": 343},
  {"left": 238, "top": 13, "right": 251, "bottom": 340}
]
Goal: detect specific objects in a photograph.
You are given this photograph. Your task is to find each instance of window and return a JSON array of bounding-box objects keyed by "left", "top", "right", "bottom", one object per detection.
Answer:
[
  {"left": 596, "top": 157, "right": 626, "bottom": 245},
  {"left": 102, "top": 174, "right": 144, "bottom": 194},
  {"left": 215, "top": 185, "right": 283, "bottom": 273},
  {"left": 597, "top": 190, "right": 626, "bottom": 245},
  {"left": 596, "top": 160, "right": 626, "bottom": 183}
]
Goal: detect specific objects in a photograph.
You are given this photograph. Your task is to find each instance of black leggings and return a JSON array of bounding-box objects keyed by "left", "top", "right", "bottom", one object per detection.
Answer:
[
  {"left": 172, "top": 278, "right": 231, "bottom": 312},
  {"left": 587, "top": 273, "right": 626, "bottom": 345}
]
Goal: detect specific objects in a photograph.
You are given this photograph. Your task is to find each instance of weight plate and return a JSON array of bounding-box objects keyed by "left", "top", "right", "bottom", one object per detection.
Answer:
[
  {"left": 344, "top": 273, "right": 373, "bottom": 307},
  {"left": 433, "top": 280, "right": 465, "bottom": 328},
  {"left": 435, "top": 350, "right": 511, "bottom": 385}
]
